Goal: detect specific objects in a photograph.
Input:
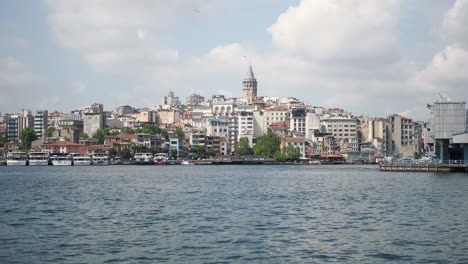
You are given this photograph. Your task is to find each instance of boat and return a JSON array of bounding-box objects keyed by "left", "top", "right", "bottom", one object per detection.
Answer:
[
  {"left": 0, "top": 153, "right": 6, "bottom": 166},
  {"left": 6, "top": 151, "right": 28, "bottom": 166},
  {"left": 92, "top": 153, "right": 110, "bottom": 166},
  {"left": 28, "top": 152, "right": 49, "bottom": 166},
  {"left": 154, "top": 153, "right": 167, "bottom": 165},
  {"left": 72, "top": 153, "right": 92, "bottom": 166},
  {"left": 134, "top": 153, "right": 154, "bottom": 165},
  {"left": 181, "top": 160, "right": 195, "bottom": 165},
  {"left": 51, "top": 154, "right": 72, "bottom": 166},
  {"left": 194, "top": 159, "right": 213, "bottom": 165},
  {"left": 110, "top": 156, "right": 122, "bottom": 165}
]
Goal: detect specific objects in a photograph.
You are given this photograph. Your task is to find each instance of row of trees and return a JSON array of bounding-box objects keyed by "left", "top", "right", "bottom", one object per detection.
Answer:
[
  {"left": 89, "top": 125, "right": 185, "bottom": 144},
  {"left": 235, "top": 129, "right": 300, "bottom": 161}
]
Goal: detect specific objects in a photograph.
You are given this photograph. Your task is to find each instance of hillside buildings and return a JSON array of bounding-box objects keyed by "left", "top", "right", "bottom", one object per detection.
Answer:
[{"left": 2, "top": 64, "right": 467, "bottom": 162}]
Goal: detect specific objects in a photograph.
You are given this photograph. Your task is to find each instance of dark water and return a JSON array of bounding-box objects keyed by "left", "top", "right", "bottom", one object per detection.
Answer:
[{"left": 0, "top": 165, "right": 467, "bottom": 263}]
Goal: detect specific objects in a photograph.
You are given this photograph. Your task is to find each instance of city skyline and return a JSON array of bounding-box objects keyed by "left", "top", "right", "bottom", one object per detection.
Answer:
[{"left": 1, "top": 0, "right": 468, "bottom": 120}]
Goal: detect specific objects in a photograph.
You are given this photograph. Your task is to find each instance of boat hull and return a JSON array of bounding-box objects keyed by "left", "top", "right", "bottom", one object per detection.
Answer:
[
  {"left": 52, "top": 160, "right": 72, "bottom": 166},
  {"left": 73, "top": 161, "right": 91, "bottom": 166},
  {"left": 28, "top": 160, "right": 49, "bottom": 166},
  {"left": 7, "top": 160, "right": 27, "bottom": 166}
]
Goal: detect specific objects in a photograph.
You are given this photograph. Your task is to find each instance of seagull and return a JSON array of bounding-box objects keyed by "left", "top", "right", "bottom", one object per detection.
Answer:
[{"left": 192, "top": 9, "right": 200, "bottom": 13}]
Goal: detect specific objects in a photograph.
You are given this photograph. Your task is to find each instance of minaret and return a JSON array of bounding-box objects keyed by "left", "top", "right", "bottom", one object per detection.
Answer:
[{"left": 242, "top": 64, "right": 257, "bottom": 104}]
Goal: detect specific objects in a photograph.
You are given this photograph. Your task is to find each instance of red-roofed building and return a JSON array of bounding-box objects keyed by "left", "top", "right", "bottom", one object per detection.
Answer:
[
  {"left": 280, "top": 136, "right": 306, "bottom": 158},
  {"left": 41, "top": 141, "right": 88, "bottom": 154}
]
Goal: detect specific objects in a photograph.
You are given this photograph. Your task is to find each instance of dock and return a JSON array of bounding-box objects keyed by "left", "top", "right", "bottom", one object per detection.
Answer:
[{"left": 379, "top": 162, "right": 468, "bottom": 172}]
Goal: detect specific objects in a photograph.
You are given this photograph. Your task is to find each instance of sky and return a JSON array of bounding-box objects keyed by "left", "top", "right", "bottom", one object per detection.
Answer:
[{"left": 1, "top": 0, "right": 467, "bottom": 120}]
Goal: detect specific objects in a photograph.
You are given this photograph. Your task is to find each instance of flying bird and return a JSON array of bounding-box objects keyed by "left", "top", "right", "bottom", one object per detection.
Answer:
[{"left": 192, "top": 9, "right": 200, "bottom": 13}]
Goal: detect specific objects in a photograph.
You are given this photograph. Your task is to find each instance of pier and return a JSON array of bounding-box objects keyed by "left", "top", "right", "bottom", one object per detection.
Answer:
[{"left": 379, "top": 161, "right": 468, "bottom": 172}]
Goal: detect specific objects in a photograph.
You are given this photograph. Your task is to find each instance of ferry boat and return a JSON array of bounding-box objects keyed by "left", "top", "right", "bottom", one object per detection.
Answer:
[
  {"left": 72, "top": 153, "right": 92, "bottom": 166},
  {"left": 134, "top": 153, "right": 153, "bottom": 165},
  {"left": 0, "top": 153, "right": 7, "bottom": 166},
  {"left": 6, "top": 151, "right": 28, "bottom": 166},
  {"left": 154, "top": 153, "right": 167, "bottom": 165},
  {"left": 92, "top": 153, "right": 109, "bottom": 166},
  {"left": 28, "top": 152, "right": 49, "bottom": 166},
  {"left": 51, "top": 154, "right": 72, "bottom": 166}
]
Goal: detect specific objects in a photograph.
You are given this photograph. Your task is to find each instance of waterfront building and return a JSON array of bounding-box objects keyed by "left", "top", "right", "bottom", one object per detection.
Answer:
[
  {"left": 190, "top": 130, "right": 206, "bottom": 149},
  {"left": 34, "top": 110, "right": 48, "bottom": 139},
  {"left": 41, "top": 141, "right": 87, "bottom": 154},
  {"left": 280, "top": 137, "right": 306, "bottom": 158},
  {"left": 238, "top": 111, "right": 254, "bottom": 147},
  {"left": 253, "top": 106, "right": 290, "bottom": 137},
  {"left": 5, "top": 110, "right": 33, "bottom": 142},
  {"left": 242, "top": 65, "right": 257, "bottom": 105},
  {"left": 384, "top": 115, "right": 419, "bottom": 157},
  {"left": 320, "top": 115, "right": 358, "bottom": 150},
  {"left": 137, "top": 133, "right": 163, "bottom": 149},
  {"left": 290, "top": 107, "right": 307, "bottom": 135},
  {"left": 427, "top": 100, "right": 467, "bottom": 161},
  {"left": 82, "top": 103, "right": 105, "bottom": 137}
]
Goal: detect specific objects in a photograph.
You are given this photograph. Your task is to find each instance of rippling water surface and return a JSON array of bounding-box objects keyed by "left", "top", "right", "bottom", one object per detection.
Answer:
[{"left": 1, "top": 165, "right": 467, "bottom": 263}]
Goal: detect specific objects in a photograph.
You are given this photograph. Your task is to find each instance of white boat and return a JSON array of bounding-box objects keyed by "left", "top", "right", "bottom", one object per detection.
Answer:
[
  {"left": 134, "top": 153, "right": 153, "bottom": 165},
  {"left": 6, "top": 151, "right": 28, "bottom": 166},
  {"left": 181, "top": 160, "right": 195, "bottom": 165},
  {"left": 72, "top": 153, "right": 92, "bottom": 166},
  {"left": 28, "top": 152, "right": 49, "bottom": 166},
  {"left": 154, "top": 153, "right": 167, "bottom": 165},
  {"left": 92, "top": 153, "right": 109, "bottom": 166},
  {"left": 51, "top": 154, "right": 72, "bottom": 166}
]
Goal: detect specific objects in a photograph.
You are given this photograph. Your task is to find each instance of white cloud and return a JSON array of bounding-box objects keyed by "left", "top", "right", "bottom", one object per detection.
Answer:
[
  {"left": 0, "top": 57, "right": 39, "bottom": 89},
  {"left": 45, "top": 0, "right": 193, "bottom": 72},
  {"left": 442, "top": 0, "right": 468, "bottom": 48},
  {"left": 268, "top": 0, "right": 400, "bottom": 63}
]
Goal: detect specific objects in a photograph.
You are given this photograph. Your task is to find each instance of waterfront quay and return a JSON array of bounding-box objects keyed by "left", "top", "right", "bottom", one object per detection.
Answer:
[{"left": 380, "top": 161, "right": 468, "bottom": 172}]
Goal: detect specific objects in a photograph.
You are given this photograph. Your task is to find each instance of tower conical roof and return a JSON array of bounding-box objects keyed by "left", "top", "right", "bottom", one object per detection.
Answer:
[{"left": 244, "top": 64, "right": 256, "bottom": 79}]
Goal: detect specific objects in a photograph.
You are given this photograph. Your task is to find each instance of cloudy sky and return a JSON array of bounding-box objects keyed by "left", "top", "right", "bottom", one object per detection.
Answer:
[{"left": 1, "top": 0, "right": 467, "bottom": 120}]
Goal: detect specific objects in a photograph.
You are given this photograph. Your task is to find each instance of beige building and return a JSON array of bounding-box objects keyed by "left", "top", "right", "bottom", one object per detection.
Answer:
[{"left": 157, "top": 110, "right": 180, "bottom": 126}]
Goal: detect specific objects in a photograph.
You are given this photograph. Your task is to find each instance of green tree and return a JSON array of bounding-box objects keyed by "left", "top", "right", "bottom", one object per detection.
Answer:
[
  {"left": 20, "top": 128, "right": 38, "bottom": 149},
  {"left": 80, "top": 132, "right": 89, "bottom": 139},
  {"left": 120, "top": 148, "right": 132, "bottom": 159},
  {"left": 94, "top": 149, "right": 107, "bottom": 154},
  {"left": 160, "top": 129, "right": 169, "bottom": 141},
  {"left": 141, "top": 124, "right": 161, "bottom": 135},
  {"left": 180, "top": 147, "right": 190, "bottom": 158},
  {"left": 92, "top": 128, "right": 110, "bottom": 144},
  {"left": 47, "top": 127, "right": 55, "bottom": 137},
  {"left": 110, "top": 130, "right": 120, "bottom": 136},
  {"left": 236, "top": 137, "right": 253, "bottom": 156},
  {"left": 0, "top": 133, "right": 6, "bottom": 146},
  {"left": 253, "top": 129, "right": 280, "bottom": 158},
  {"left": 108, "top": 148, "right": 118, "bottom": 157},
  {"left": 274, "top": 150, "right": 286, "bottom": 161},
  {"left": 123, "top": 127, "right": 136, "bottom": 134},
  {"left": 284, "top": 145, "right": 300, "bottom": 161},
  {"left": 174, "top": 127, "right": 185, "bottom": 141}
]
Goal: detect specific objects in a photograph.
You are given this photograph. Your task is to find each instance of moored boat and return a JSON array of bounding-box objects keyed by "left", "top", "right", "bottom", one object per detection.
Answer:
[
  {"left": 28, "top": 152, "right": 49, "bottom": 166},
  {"left": 0, "top": 153, "right": 6, "bottom": 166},
  {"left": 51, "top": 154, "right": 72, "bottom": 166},
  {"left": 72, "top": 153, "right": 92, "bottom": 166},
  {"left": 154, "top": 153, "right": 167, "bottom": 165},
  {"left": 134, "top": 153, "right": 153, "bottom": 165},
  {"left": 181, "top": 160, "right": 195, "bottom": 165},
  {"left": 6, "top": 151, "right": 28, "bottom": 166},
  {"left": 92, "top": 153, "right": 110, "bottom": 166}
]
